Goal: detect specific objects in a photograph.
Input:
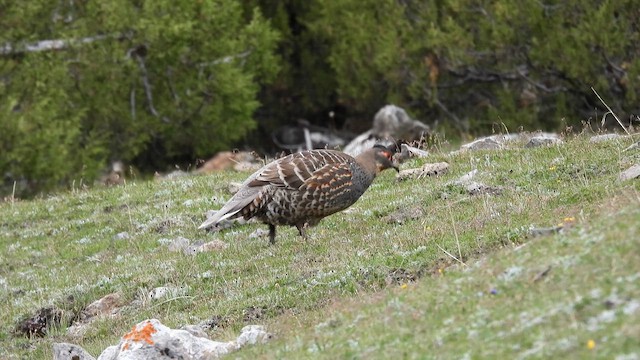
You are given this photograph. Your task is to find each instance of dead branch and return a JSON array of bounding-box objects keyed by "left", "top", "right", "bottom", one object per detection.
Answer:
[
  {"left": 1, "top": 34, "right": 120, "bottom": 55},
  {"left": 591, "top": 87, "right": 631, "bottom": 135},
  {"left": 196, "top": 50, "right": 251, "bottom": 68}
]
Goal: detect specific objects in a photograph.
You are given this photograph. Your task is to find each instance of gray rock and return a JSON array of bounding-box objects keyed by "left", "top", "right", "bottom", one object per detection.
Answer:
[
  {"left": 344, "top": 105, "right": 428, "bottom": 156},
  {"left": 114, "top": 232, "right": 130, "bottom": 240},
  {"left": 449, "top": 169, "right": 501, "bottom": 195},
  {"left": 525, "top": 134, "right": 563, "bottom": 148},
  {"left": 82, "top": 293, "right": 122, "bottom": 321},
  {"left": 590, "top": 133, "right": 624, "bottom": 143},
  {"left": 396, "top": 162, "right": 449, "bottom": 181},
  {"left": 236, "top": 325, "right": 271, "bottom": 346},
  {"left": 249, "top": 228, "right": 270, "bottom": 239},
  {"left": 194, "top": 240, "right": 228, "bottom": 253},
  {"left": 371, "top": 105, "right": 429, "bottom": 140},
  {"left": 96, "top": 346, "right": 118, "bottom": 360},
  {"left": 529, "top": 225, "right": 564, "bottom": 238},
  {"left": 464, "top": 181, "right": 502, "bottom": 196},
  {"left": 167, "top": 236, "right": 191, "bottom": 252},
  {"left": 620, "top": 164, "right": 640, "bottom": 181},
  {"left": 396, "top": 143, "right": 429, "bottom": 162},
  {"left": 460, "top": 136, "right": 503, "bottom": 151},
  {"left": 53, "top": 342, "right": 96, "bottom": 360}
]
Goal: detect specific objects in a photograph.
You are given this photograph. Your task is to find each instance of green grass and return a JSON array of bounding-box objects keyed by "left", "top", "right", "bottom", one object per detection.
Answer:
[{"left": 1, "top": 134, "right": 639, "bottom": 359}]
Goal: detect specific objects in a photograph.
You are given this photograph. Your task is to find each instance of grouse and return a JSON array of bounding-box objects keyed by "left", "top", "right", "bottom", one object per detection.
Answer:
[{"left": 198, "top": 145, "right": 399, "bottom": 244}]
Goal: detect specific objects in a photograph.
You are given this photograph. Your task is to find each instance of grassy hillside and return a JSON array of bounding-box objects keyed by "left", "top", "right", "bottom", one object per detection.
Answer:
[{"left": 1, "top": 134, "right": 638, "bottom": 359}]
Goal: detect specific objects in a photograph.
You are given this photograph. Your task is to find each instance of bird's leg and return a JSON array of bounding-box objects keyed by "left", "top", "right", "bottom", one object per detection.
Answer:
[
  {"left": 296, "top": 222, "right": 309, "bottom": 240},
  {"left": 268, "top": 224, "right": 276, "bottom": 245}
]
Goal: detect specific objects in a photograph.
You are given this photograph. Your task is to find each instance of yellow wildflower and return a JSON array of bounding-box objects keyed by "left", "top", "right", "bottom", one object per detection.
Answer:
[{"left": 587, "top": 339, "right": 596, "bottom": 350}]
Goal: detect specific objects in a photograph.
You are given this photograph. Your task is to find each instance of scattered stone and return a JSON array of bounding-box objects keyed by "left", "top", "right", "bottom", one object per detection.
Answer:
[
  {"left": 249, "top": 228, "right": 270, "bottom": 239},
  {"left": 81, "top": 293, "right": 122, "bottom": 322},
  {"left": 525, "top": 134, "right": 563, "bottom": 148},
  {"left": 147, "top": 286, "right": 187, "bottom": 301},
  {"left": 14, "top": 306, "right": 63, "bottom": 338},
  {"left": 194, "top": 240, "right": 228, "bottom": 253},
  {"left": 66, "top": 323, "right": 90, "bottom": 339},
  {"left": 456, "top": 169, "right": 478, "bottom": 184},
  {"left": 448, "top": 169, "right": 501, "bottom": 195},
  {"left": 620, "top": 164, "right": 640, "bottom": 181},
  {"left": 529, "top": 225, "right": 564, "bottom": 238},
  {"left": 167, "top": 236, "right": 191, "bottom": 253},
  {"left": 590, "top": 133, "right": 624, "bottom": 143},
  {"left": 183, "top": 199, "right": 195, "bottom": 207},
  {"left": 464, "top": 181, "right": 503, "bottom": 196},
  {"left": 460, "top": 136, "right": 504, "bottom": 151},
  {"left": 93, "top": 319, "right": 270, "bottom": 360},
  {"left": 235, "top": 325, "right": 272, "bottom": 346},
  {"left": 397, "top": 162, "right": 449, "bottom": 181},
  {"left": 396, "top": 143, "right": 429, "bottom": 162},
  {"left": 382, "top": 205, "right": 424, "bottom": 224},
  {"left": 53, "top": 342, "right": 96, "bottom": 360},
  {"left": 113, "top": 232, "right": 130, "bottom": 240},
  {"left": 148, "top": 287, "right": 170, "bottom": 300},
  {"left": 166, "top": 237, "right": 228, "bottom": 255}
]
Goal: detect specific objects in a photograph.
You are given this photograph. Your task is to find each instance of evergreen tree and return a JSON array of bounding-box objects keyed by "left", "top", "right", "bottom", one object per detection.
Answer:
[{"left": 1, "top": 0, "right": 280, "bottom": 196}]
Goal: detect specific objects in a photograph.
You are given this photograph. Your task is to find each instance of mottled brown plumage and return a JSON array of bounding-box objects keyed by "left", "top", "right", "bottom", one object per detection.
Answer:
[{"left": 199, "top": 145, "right": 399, "bottom": 244}]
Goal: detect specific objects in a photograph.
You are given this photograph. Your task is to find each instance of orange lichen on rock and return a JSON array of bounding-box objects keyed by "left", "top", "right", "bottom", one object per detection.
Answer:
[{"left": 121, "top": 320, "right": 157, "bottom": 350}]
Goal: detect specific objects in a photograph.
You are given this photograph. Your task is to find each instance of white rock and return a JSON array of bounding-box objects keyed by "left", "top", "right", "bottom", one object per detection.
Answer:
[
  {"left": 236, "top": 325, "right": 271, "bottom": 346},
  {"left": 396, "top": 162, "right": 449, "bottom": 181},
  {"left": 148, "top": 287, "right": 171, "bottom": 300},
  {"left": 167, "top": 237, "right": 191, "bottom": 252},
  {"left": 114, "top": 232, "right": 130, "bottom": 240},
  {"left": 53, "top": 342, "right": 96, "bottom": 360},
  {"left": 95, "top": 319, "right": 270, "bottom": 360},
  {"left": 344, "top": 105, "right": 429, "bottom": 156},
  {"left": 525, "top": 134, "right": 563, "bottom": 148},
  {"left": 460, "top": 136, "right": 503, "bottom": 151},
  {"left": 620, "top": 164, "right": 640, "bottom": 181},
  {"left": 96, "top": 346, "right": 118, "bottom": 360},
  {"left": 195, "top": 240, "right": 228, "bottom": 253},
  {"left": 590, "top": 133, "right": 624, "bottom": 143}
]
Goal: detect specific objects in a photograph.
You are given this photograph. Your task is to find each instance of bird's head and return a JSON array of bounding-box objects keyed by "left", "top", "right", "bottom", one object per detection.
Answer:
[{"left": 371, "top": 144, "right": 400, "bottom": 173}]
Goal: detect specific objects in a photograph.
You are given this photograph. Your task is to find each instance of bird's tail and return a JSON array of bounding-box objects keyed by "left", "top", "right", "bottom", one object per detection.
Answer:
[{"left": 197, "top": 215, "right": 219, "bottom": 230}]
